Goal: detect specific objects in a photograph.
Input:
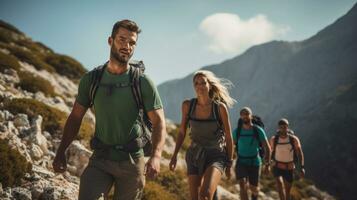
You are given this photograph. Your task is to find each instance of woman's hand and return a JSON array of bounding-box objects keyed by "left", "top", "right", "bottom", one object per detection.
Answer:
[{"left": 169, "top": 154, "right": 178, "bottom": 171}]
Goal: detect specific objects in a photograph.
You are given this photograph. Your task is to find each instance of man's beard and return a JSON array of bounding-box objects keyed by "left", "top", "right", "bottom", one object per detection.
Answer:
[
  {"left": 242, "top": 119, "right": 251, "bottom": 124},
  {"left": 111, "top": 46, "right": 132, "bottom": 64}
]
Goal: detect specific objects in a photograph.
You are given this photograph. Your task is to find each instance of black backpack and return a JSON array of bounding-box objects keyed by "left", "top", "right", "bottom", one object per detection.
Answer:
[
  {"left": 88, "top": 60, "right": 153, "bottom": 156},
  {"left": 235, "top": 115, "right": 265, "bottom": 158},
  {"left": 272, "top": 130, "right": 298, "bottom": 165}
]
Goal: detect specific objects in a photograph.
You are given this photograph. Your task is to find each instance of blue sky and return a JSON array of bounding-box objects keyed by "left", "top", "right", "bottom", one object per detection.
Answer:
[{"left": 0, "top": 0, "right": 356, "bottom": 84}]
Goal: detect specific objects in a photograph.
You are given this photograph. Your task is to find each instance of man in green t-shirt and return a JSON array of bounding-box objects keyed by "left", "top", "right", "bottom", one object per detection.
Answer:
[{"left": 53, "top": 19, "right": 166, "bottom": 200}]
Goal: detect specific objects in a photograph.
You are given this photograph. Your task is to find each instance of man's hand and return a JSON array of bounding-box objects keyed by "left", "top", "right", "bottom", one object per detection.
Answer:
[
  {"left": 225, "top": 166, "right": 232, "bottom": 180},
  {"left": 145, "top": 156, "right": 161, "bottom": 179},
  {"left": 53, "top": 150, "right": 67, "bottom": 173},
  {"left": 169, "top": 154, "right": 177, "bottom": 171},
  {"left": 300, "top": 168, "right": 305, "bottom": 178}
]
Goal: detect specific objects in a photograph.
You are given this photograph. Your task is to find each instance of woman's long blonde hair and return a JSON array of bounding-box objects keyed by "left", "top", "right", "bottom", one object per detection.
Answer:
[{"left": 193, "top": 70, "right": 236, "bottom": 108}]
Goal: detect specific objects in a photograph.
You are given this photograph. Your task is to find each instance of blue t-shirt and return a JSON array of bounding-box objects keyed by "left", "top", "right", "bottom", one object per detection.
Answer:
[{"left": 232, "top": 126, "right": 267, "bottom": 166}]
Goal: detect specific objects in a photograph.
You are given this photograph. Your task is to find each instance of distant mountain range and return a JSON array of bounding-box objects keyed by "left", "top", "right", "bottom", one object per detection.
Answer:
[{"left": 158, "top": 3, "right": 357, "bottom": 199}]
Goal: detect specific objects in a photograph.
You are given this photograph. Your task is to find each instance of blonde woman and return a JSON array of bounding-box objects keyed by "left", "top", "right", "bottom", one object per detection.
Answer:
[{"left": 169, "top": 70, "right": 235, "bottom": 200}]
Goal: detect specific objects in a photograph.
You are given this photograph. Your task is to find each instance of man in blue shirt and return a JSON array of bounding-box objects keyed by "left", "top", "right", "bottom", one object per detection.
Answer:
[{"left": 232, "top": 107, "right": 271, "bottom": 200}]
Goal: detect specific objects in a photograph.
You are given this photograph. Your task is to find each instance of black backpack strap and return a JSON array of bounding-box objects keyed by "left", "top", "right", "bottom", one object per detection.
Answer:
[
  {"left": 272, "top": 134, "right": 280, "bottom": 160},
  {"left": 235, "top": 119, "right": 243, "bottom": 146},
  {"left": 212, "top": 101, "right": 223, "bottom": 129},
  {"left": 88, "top": 62, "right": 108, "bottom": 107},
  {"left": 187, "top": 98, "right": 197, "bottom": 120},
  {"left": 288, "top": 134, "right": 297, "bottom": 152},
  {"left": 288, "top": 134, "right": 300, "bottom": 166},
  {"left": 129, "top": 66, "right": 143, "bottom": 109},
  {"left": 129, "top": 63, "right": 153, "bottom": 130},
  {"left": 252, "top": 125, "right": 260, "bottom": 141},
  {"left": 250, "top": 125, "right": 263, "bottom": 146}
]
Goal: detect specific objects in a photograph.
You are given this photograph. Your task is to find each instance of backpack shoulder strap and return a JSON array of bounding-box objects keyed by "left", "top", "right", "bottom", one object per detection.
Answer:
[
  {"left": 273, "top": 134, "right": 280, "bottom": 147},
  {"left": 251, "top": 125, "right": 263, "bottom": 145},
  {"left": 129, "top": 65, "right": 143, "bottom": 109},
  {"left": 252, "top": 125, "right": 260, "bottom": 140},
  {"left": 236, "top": 119, "right": 243, "bottom": 145},
  {"left": 212, "top": 101, "right": 223, "bottom": 128},
  {"left": 88, "top": 62, "right": 108, "bottom": 107},
  {"left": 272, "top": 134, "right": 280, "bottom": 160},
  {"left": 288, "top": 134, "right": 297, "bottom": 151},
  {"left": 129, "top": 61, "right": 153, "bottom": 131},
  {"left": 129, "top": 60, "right": 147, "bottom": 109},
  {"left": 187, "top": 98, "right": 197, "bottom": 120}
]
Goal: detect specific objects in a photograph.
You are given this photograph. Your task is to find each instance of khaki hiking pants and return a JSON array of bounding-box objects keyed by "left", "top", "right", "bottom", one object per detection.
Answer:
[{"left": 78, "top": 153, "right": 145, "bottom": 200}]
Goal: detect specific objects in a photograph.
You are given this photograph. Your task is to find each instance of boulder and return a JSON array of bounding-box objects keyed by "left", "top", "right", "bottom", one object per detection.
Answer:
[
  {"left": 216, "top": 185, "right": 238, "bottom": 200},
  {"left": 31, "top": 115, "right": 48, "bottom": 154},
  {"left": 11, "top": 187, "right": 32, "bottom": 200},
  {"left": 13, "top": 113, "right": 30, "bottom": 128},
  {"left": 30, "top": 144, "right": 44, "bottom": 160},
  {"left": 66, "top": 140, "right": 92, "bottom": 176}
]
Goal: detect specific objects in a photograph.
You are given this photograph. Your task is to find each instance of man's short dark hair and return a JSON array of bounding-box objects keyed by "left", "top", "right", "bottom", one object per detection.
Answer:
[
  {"left": 278, "top": 118, "right": 289, "bottom": 126},
  {"left": 111, "top": 19, "right": 141, "bottom": 38},
  {"left": 240, "top": 107, "right": 252, "bottom": 115}
]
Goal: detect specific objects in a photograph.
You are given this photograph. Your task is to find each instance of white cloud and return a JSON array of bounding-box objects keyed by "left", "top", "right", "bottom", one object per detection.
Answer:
[{"left": 199, "top": 13, "right": 290, "bottom": 54}]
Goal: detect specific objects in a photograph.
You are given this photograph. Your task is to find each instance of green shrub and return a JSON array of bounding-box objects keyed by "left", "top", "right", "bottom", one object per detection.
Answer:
[
  {"left": 0, "top": 23, "right": 22, "bottom": 44},
  {"left": 0, "top": 28, "right": 15, "bottom": 43},
  {"left": 260, "top": 172, "right": 315, "bottom": 199},
  {"left": 35, "top": 41, "right": 54, "bottom": 53},
  {"left": 148, "top": 166, "right": 189, "bottom": 200},
  {"left": 45, "top": 53, "right": 87, "bottom": 80},
  {"left": 143, "top": 182, "right": 179, "bottom": 200},
  {"left": 2, "top": 98, "right": 94, "bottom": 143},
  {"left": 293, "top": 178, "right": 314, "bottom": 189},
  {"left": 15, "top": 39, "right": 49, "bottom": 54},
  {"left": 2, "top": 98, "right": 66, "bottom": 134},
  {"left": 260, "top": 173, "right": 277, "bottom": 193},
  {"left": 161, "top": 150, "right": 172, "bottom": 160},
  {"left": 0, "top": 138, "right": 32, "bottom": 187},
  {"left": 16, "top": 70, "right": 57, "bottom": 97},
  {"left": 0, "top": 51, "right": 21, "bottom": 72},
  {"left": 0, "top": 20, "right": 23, "bottom": 35},
  {"left": 6, "top": 45, "right": 55, "bottom": 72}
]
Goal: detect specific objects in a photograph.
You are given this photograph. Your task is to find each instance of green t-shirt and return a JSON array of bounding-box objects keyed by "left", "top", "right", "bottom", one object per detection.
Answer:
[
  {"left": 232, "top": 126, "right": 267, "bottom": 166},
  {"left": 76, "top": 66, "right": 163, "bottom": 161}
]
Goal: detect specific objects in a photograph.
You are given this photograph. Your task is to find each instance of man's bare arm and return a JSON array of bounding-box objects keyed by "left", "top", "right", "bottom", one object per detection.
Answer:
[
  {"left": 57, "top": 101, "right": 88, "bottom": 153},
  {"left": 262, "top": 139, "right": 272, "bottom": 163},
  {"left": 294, "top": 137, "right": 305, "bottom": 167},
  {"left": 147, "top": 108, "right": 166, "bottom": 158},
  {"left": 53, "top": 101, "right": 88, "bottom": 173}
]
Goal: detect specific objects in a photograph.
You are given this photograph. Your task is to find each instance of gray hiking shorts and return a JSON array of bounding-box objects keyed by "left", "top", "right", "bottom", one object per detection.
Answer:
[{"left": 185, "top": 145, "right": 228, "bottom": 176}]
